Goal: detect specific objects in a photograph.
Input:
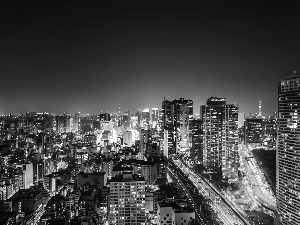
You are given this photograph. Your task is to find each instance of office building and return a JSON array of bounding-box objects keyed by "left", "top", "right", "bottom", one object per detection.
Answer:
[
  {"left": 190, "top": 119, "right": 203, "bottom": 161},
  {"left": 244, "top": 118, "right": 262, "bottom": 145},
  {"left": 201, "top": 97, "right": 239, "bottom": 180},
  {"left": 276, "top": 74, "right": 300, "bottom": 224},
  {"left": 151, "top": 108, "right": 159, "bottom": 128},
  {"left": 161, "top": 98, "right": 193, "bottom": 157},
  {"left": 122, "top": 110, "right": 131, "bottom": 129}
]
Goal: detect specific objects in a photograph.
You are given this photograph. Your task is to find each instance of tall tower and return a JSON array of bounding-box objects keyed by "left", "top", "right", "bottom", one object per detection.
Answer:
[
  {"left": 201, "top": 97, "right": 239, "bottom": 181},
  {"left": 276, "top": 73, "right": 300, "bottom": 225},
  {"left": 118, "top": 104, "right": 122, "bottom": 127},
  {"left": 259, "top": 100, "right": 262, "bottom": 117},
  {"left": 161, "top": 98, "right": 193, "bottom": 157}
]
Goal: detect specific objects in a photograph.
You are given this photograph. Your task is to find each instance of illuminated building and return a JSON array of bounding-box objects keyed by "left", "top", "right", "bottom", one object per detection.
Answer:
[
  {"left": 157, "top": 199, "right": 195, "bottom": 225},
  {"left": 100, "top": 112, "right": 110, "bottom": 121},
  {"left": 275, "top": 73, "right": 300, "bottom": 224},
  {"left": 139, "top": 129, "right": 152, "bottom": 160},
  {"left": 123, "top": 130, "right": 133, "bottom": 146},
  {"left": 6, "top": 187, "right": 49, "bottom": 224},
  {"left": 151, "top": 108, "right": 159, "bottom": 128},
  {"left": 122, "top": 110, "right": 131, "bottom": 129},
  {"left": 162, "top": 99, "right": 173, "bottom": 157},
  {"left": 201, "top": 97, "right": 239, "bottom": 180},
  {"left": 73, "top": 112, "right": 81, "bottom": 133},
  {"left": 190, "top": 119, "right": 203, "bottom": 162},
  {"left": 244, "top": 118, "right": 262, "bottom": 145},
  {"left": 262, "top": 117, "right": 277, "bottom": 148},
  {"left": 135, "top": 109, "right": 142, "bottom": 127},
  {"left": 161, "top": 98, "right": 193, "bottom": 157},
  {"left": 33, "top": 161, "right": 44, "bottom": 185},
  {"left": 19, "top": 163, "right": 34, "bottom": 189},
  {"left": 108, "top": 173, "right": 146, "bottom": 225},
  {"left": 131, "top": 116, "right": 138, "bottom": 128},
  {"left": 77, "top": 172, "right": 107, "bottom": 189},
  {"left": 142, "top": 109, "right": 150, "bottom": 128},
  {"left": 114, "top": 159, "right": 158, "bottom": 185},
  {"left": 259, "top": 100, "right": 262, "bottom": 117},
  {"left": 55, "top": 113, "right": 71, "bottom": 134},
  {"left": 43, "top": 174, "right": 56, "bottom": 197}
]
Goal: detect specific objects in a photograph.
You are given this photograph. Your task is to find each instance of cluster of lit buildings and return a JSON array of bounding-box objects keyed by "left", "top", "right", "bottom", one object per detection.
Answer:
[
  {"left": 0, "top": 106, "right": 195, "bottom": 224},
  {"left": 3, "top": 77, "right": 298, "bottom": 224}
]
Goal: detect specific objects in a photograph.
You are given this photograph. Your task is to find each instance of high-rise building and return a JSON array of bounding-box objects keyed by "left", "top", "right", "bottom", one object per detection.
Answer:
[
  {"left": 73, "top": 112, "right": 81, "bottom": 133},
  {"left": 108, "top": 173, "right": 146, "bottom": 224},
  {"left": 99, "top": 113, "right": 110, "bottom": 121},
  {"left": 190, "top": 119, "right": 203, "bottom": 161},
  {"left": 122, "top": 110, "right": 131, "bottom": 129},
  {"left": 161, "top": 98, "right": 193, "bottom": 157},
  {"left": 136, "top": 109, "right": 142, "bottom": 128},
  {"left": 141, "top": 109, "right": 150, "bottom": 128},
  {"left": 56, "top": 113, "right": 71, "bottom": 134},
  {"left": 151, "top": 108, "right": 159, "bottom": 128},
  {"left": 244, "top": 118, "right": 262, "bottom": 145},
  {"left": 139, "top": 129, "right": 152, "bottom": 160},
  {"left": 201, "top": 97, "right": 239, "bottom": 180},
  {"left": 276, "top": 74, "right": 300, "bottom": 224}
]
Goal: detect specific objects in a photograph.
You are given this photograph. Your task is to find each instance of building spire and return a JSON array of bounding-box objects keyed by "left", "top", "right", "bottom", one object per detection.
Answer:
[{"left": 258, "top": 100, "right": 262, "bottom": 117}]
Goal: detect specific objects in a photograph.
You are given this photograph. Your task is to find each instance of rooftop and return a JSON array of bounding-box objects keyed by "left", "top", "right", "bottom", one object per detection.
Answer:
[{"left": 282, "top": 73, "right": 300, "bottom": 81}]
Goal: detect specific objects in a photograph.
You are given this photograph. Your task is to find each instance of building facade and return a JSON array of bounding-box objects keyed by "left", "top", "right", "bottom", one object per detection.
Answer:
[
  {"left": 108, "top": 173, "right": 146, "bottom": 224},
  {"left": 201, "top": 97, "right": 239, "bottom": 180},
  {"left": 244, "top": 118, "right": 263, "bottom": 145},
  {"left": 276, "top": 74, "right": 300, "bottom": 224},
  {"left": 161, "top": 98, "right": 193, "bottom": 157}
]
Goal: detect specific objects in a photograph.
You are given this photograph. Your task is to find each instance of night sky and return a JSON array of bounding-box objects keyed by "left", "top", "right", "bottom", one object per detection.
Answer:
[{"left": 1, "top": 1, "right": 300, "bottom": 115}]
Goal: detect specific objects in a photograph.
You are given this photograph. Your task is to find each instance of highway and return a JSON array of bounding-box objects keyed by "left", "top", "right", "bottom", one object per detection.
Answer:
[
  {"left": 239, "top": 144, "right": 276, "bottom": 211},
  {"left": 167, "top": 166, "right": 206, "bottom": 225},
  {"left": 170, "top": 158, "right": 251, "bottom": 225}
]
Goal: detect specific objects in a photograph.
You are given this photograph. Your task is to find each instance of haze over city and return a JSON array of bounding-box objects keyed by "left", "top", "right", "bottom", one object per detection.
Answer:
[{"left": 1, "top": 1, "right": 300, "bottom": 114}]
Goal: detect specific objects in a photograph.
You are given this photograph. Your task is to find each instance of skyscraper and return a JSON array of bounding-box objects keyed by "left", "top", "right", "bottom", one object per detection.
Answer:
[
  {"left": 244, "top": 118, "right": 263, "bottom": 145},
  {"left": 151, "top": 108, "right": 159, "bottom": 128},
  {"left": 201, "top": 97, "right": 239, "bottom": 181},
  {"left": 161, "top": 98, "right": 193, "bottom": 157},
  {"left": 190, "top": 119, "right": 203, "bottom": 161},
  {"left": 276, "top": 74, "right": 300, "bottom": 224},
  {"left": 122, "top": 110, "right": 131, "bottom": 129}
]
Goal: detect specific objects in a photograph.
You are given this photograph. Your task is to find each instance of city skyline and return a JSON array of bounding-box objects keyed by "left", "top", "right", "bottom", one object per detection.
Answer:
[{"left": 1, "top": 1, "right": 300, "bottom": 115}]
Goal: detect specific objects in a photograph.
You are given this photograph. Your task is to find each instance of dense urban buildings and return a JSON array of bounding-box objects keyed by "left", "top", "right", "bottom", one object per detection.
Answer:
[
  {"left": 0, "top": 93, "right": 281, "bottom": 225},
  {"left": 0, "top": 104, "right": 197, "bottom": 224},
  {"left": 276, "top": 73, "right": 300, "bottom": 225}
]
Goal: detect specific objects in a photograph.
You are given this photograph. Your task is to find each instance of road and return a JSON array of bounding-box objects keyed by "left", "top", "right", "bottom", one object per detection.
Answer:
[
  {"left": 167, "top": 166, "right": 206, "bottom": 225},
  {"left": 239, "top": 144, "right": 276, "bottom": 211},
  {"left": 171, "top": 158, "right": 251, "bottom": 225}
]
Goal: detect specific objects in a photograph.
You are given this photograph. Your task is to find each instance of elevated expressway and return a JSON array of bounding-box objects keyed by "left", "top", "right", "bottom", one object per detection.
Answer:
[{"left": 169, "top": 158, "right": 251, "bottom": 225}]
